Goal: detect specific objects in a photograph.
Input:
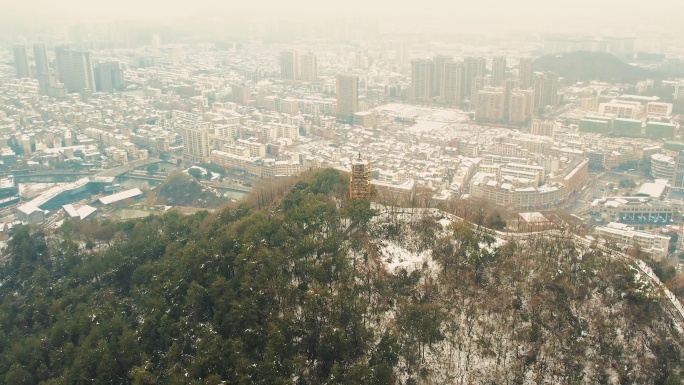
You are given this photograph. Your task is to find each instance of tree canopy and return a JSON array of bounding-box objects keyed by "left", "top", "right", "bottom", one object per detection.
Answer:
[{"left": 0, "top": 169, "right": 682, "bottom": 384}]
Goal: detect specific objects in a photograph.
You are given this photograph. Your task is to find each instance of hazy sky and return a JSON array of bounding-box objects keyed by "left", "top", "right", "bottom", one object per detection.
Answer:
[{"left": 0, "top": 0, "right": 681, "bottom": 31}]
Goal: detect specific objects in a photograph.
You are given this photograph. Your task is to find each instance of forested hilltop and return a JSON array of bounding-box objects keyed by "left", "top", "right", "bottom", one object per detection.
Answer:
[
  {"left": 1, "top": 169, "right": 683, "bottom": 384},
  {"left": 533, "top": 51, "right": 653, "bottom": 83}
]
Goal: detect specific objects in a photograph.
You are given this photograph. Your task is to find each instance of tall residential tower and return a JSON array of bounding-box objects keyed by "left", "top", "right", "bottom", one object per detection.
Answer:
[
  {"left": 336, "top": 73, "right": 359, "bottom": 123},
  {"left": 491, "top": 56, "right": 506, "bottom": 87},
  {"left": 12, "top": 44, "right": 30, "bottom": 79},
  {"left": 33, "top": 43, "right": 49, "bottom": 76},
  {"left": 442, "top": 61, "right": 464, "bottom": 107},
  {"left": 280, "top": 50, "right": 298, "bottom": 81},
  {"left": 411, "top": 59, "right": 432, "bottom": 103},
  {"left": 432, "top": 55, "right": 453, "bottom": 98},
  {"left": 518, "top": 58, "right": 534, "bottom": 89},
  {"left": 55, "top": 46, "right": 96, "bottom": 93},
  {"left": 300, "top": 52, "right": 318, "bottom": 82}
]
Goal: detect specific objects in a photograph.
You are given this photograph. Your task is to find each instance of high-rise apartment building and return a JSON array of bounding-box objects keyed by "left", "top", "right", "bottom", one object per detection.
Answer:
[
  {"left": 532, "top": 73, "right": 545, "bottom": 113},
  {"left": 55, "top": 46, "right": 96, "bottom": 93},
  {"left": 13, "top": 44, "right": 30, "bottom": 79},
  {"left": 518, "top": 58, "right": 534, "bottom": 89},
  {"left": 492, "top": 56, "right": 506, "bottom": 87},
  {"left": 181, "top": 123, "right": 212, "bottom": 163},
  {"left": 544, "top": 72, "right": 559, "bottom": 107},
  {"left": 33, "top": 43, "right": 49, "bottom": 76},
  {"left": 463, "top": 57, "right": 486, "bottom": 98},
  {"left": 509, "top": 89, "right": 535, "bottom": 125},
  {"left": 443, "top": 61, "right": 464, "bottom": 106},
  {"left": 336, "top": 73, "right": 359, "bottom": 123},
  {"left": 532, "top": 71, "right": 559, "bottom": 113},
  {"left": 33, "top": 43, "right": 50, "bottom": 95},
  {"left": 280, "top": 50, "right": 298, "bottom": 80},
  {"left": 300, "top": 52, "right": 318, "bottom": 82},
  {"left": 522, "top": 89, "right": 536, "bottom": 123},
  {"left": 470, "top": 77, "right": 491, "bottom": 109},
  {"left": 508, "top": 92, "right": 527, "bottom": 125},
  {"left": 411, "top": 59, "right": 432, "bottom": 103},
  {"left": 475, "top": 87, "right": 506, "bottom": 123},
  {"left": 672, "top": 151, "right": 684, "bottom": 191},
  {"left": 70, "top": 51, "right": 96, "bottom": 93},
  {"left": 503, "top": 78, "right": 520, "bottom": 121},
  {"left": 95, "top": 62, "right": 124, "bottom": 93},
  {"left": 432, "top": 55, "right": 453, "bottom": 97},
  {"left": 55, "top": 45, "right": 70, "bottom": 82}
]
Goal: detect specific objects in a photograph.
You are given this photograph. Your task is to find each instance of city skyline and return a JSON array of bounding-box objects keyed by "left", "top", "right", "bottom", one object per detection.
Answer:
[{"left": 0, "top": 0, "right": 684, "bottom": 383}]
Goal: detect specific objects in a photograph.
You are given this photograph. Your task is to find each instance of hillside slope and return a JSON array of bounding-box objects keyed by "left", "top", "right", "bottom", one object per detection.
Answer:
[
  {"left": 0, "top": 169, "right": 682, "bottom": 384},
  {"left": 534, "top": 51, "right": 653, "bottom": 83}
]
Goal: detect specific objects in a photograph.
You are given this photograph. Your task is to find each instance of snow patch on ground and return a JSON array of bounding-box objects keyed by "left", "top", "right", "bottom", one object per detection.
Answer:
[
  {"left": 438, "top": 217, "right": 452, "bottom": 228},
  {"left": 379, "top": 240, "right": 432, "bottom": 273}
]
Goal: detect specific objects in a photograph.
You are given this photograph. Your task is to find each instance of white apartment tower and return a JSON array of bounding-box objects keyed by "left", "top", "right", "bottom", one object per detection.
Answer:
[
  {"left": 491, "top": 56, "right": 506, "bottom": 87},
  {"left": 300, "top": 52, "right": 318, "bottom": 82},
  {"left": 475, "top": 87, "right": 506, "bottom": 123},
  {"left": 470, "top": 77, "right": 492, "bottom": 109},
  {"left": 532, "top": 71, "right": 559, "bottom": 113},
  {"left": 509, "top": 91, "right": 530, "bottom": 125},
  {"left": 336, "top": 73, "right": 359, "bottom": 123},
  {"left": 518, "top": 58, "right": 534, "bottom": 89},
  {"left": 443, "top": 61, "right": 464, "bottom": 106},
  {"left": 509, "top": 89, "right": 535, "bottom": 125},
  {"left": 411, "top": 59, "right": 432, "bottom": 103},
  {"left": 432, "top": 55, "right": 453, "bottom": 98},
  {"left": 181, "top": 123, "right": 213, "bottom": 163},
  {"left": 280, "top": 50, "right": 298, "bottom": 81}
]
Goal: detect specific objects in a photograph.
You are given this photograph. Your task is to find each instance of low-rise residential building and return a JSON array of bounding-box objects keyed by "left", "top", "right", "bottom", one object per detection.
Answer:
[
  {"left": 469, "top": 172, "right": 567, "bottom": 209},
  {"left": 595, "top": 222, "right": 670, "bottom": 260}
]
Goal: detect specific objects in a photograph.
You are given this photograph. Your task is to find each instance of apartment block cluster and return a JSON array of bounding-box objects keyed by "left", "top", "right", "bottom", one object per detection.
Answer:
[
  {"left": 12, "top": 43, "right": 124, "bottom": 97},
  {"left": 0, "top": 43, "right": 351, "bottom": 176},
  {"left": 409, "top": 56, "right": 560, "bottom": 126},
  {"left": 577, "top": 93, "right": 678, "bottom": 140},
  {"left": 170, "top": 108, "right": 310, "bottom": 178},
  {"left": 0, "top": 82, "right": 166, "bottom": 168},
  {"left": 259, "top": 98, "right": 592, "bottom": 209},
  {"left": 1, "top": 38, "right": 683, "bottom": 220}
]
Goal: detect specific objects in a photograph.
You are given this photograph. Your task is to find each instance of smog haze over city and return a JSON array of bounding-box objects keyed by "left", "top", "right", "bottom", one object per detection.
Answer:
[
  {"left": 2, "top": 0, "right": 683, "bottom": 29},
  {"left": 1, "top": 0, "right": 684, "bottom": 384}
]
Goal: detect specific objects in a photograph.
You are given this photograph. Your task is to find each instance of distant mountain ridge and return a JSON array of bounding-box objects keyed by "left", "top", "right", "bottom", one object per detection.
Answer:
[{"left": 533, "top": 51, "right": 653, "bottom": 84}]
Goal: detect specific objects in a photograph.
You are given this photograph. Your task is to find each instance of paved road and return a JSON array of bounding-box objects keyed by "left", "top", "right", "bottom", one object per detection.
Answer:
[{"left": 95, "top": 158, "right": 161, "bottom": 178}]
